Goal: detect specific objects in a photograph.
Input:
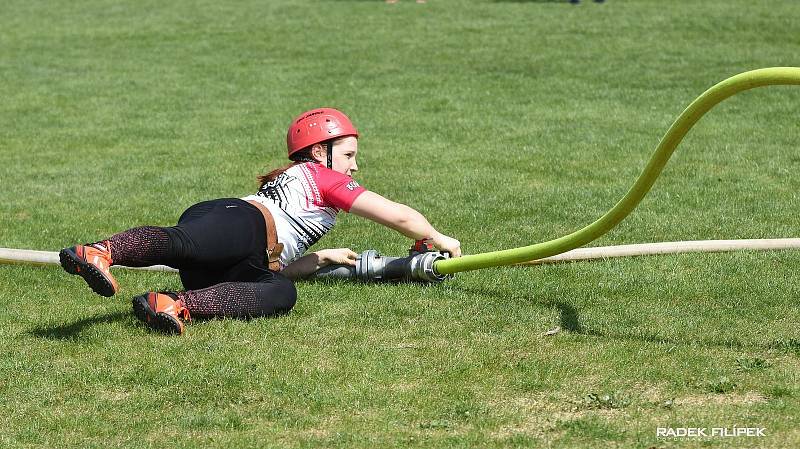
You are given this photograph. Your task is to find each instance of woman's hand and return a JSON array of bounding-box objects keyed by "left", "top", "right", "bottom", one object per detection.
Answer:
[
  {"left": 431, "top": 232, "right": 461, "bottom": 257},
  {"left": 317, "top": 248, "right": 359, "bottom": 266},
  {"left": 281, "top": 248, "right": 358, "bottom": 280}
]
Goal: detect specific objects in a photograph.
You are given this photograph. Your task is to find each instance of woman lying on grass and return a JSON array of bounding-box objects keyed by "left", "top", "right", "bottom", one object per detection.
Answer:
[{"left": 59, "top": 108, "right": 461, "bottom": 335}]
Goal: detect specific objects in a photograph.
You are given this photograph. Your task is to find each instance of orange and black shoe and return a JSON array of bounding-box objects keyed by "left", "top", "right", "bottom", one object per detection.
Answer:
[
  {"left": 132, "top": 292, "right": 191, "bottom": 335},
  {"left": 59, "top": 241, "right": 118, "bottom": 297}
]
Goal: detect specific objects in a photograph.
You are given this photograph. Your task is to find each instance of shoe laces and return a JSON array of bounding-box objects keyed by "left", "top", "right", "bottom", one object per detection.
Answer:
[{"left": 175, "top": 299, "right": 192, "bottom": 322}]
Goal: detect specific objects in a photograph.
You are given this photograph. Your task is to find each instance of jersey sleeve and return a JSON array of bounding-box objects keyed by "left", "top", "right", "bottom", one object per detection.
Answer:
[{"left": 315, "top": 167, "right": 367, "bottom": 212}]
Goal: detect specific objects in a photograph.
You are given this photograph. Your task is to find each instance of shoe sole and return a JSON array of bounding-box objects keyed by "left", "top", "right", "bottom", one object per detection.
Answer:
[
  {"left": 59, "top": 247, "right": 116, "bottom": 297},
  {"left": 132, "top": 294, "right": 184, "bottom": 335}
]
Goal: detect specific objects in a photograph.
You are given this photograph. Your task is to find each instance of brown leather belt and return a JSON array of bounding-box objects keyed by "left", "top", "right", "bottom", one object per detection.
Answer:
[{"left": 246, "top": 200, "right": 284, "bottom": 271}]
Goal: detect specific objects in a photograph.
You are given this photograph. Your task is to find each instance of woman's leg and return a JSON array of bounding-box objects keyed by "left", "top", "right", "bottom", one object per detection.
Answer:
[
  {"left": 132, "top": 271, "right": 297, "bottom": 334},
  {"left": 179, "top": 272, "right": 297, "bottom": 318},
  {"left": 60, "top": 224, "right": 188, "bottom": 297},
  {"left": 105, "top": 226, "right": 173, "bottom": 267},
  {"left": 60, "top": 198, "right": 266, "bottom": 296}
]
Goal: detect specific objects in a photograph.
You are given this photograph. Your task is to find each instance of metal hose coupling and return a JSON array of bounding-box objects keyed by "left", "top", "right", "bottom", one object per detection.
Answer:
[
  {"left": 309, "top": 244, "right": 452, "bottom": 283},
  {"left": 407, "top": 250, "right": 450, "bottom": 283}
]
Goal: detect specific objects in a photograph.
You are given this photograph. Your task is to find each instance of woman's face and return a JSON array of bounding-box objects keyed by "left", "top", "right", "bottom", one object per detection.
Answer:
[{"left": 312, "top": 136, "right": 359, "bottom": 176}]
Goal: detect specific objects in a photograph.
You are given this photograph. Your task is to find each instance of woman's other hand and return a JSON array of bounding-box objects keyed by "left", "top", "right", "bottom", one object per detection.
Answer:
[{"left": 318, "top": 248, "right": 359, "bottom": 266}]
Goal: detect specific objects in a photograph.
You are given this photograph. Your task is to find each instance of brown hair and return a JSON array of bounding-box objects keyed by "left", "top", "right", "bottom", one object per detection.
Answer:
[{"left": 257, "top": 148, "right": 315, "bottom": 189}]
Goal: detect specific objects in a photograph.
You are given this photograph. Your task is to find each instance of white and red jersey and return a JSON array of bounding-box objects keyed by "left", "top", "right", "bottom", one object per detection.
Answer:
[{"left": 241, "top": 162, "right": 366, "bottom": 269}]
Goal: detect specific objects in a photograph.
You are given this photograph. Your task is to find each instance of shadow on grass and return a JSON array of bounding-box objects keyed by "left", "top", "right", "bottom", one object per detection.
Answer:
[
  {"left": 29, "top": 311, "right": 130, "bottom": 340},
  {"left": 543, "top": 300, "right": 794, "bottom": 351},
  {"left": 452, "top": 285, "right": 792, "bottom": 352},
  {"left": 550, "top": 300, "right": 584, "bottom": 333}
]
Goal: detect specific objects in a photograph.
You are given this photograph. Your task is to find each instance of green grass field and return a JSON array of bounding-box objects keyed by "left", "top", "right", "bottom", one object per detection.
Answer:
[{"left": 1, "top": 0, "right": 799, "bottom": 447}]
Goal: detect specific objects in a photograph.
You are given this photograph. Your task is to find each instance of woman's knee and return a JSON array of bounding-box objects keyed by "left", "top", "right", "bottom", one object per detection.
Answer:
[
  {"left": 254, "top": 273, "right": 297, "bottom": 315},
  {"left": 273, "top": 274, "right": 297, "bottom": 313}
]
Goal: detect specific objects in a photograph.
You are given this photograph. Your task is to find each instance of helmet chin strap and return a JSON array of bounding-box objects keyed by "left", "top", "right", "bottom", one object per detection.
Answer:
[{"left": 325, "top": 139, "right": 334, "bottom": 169}]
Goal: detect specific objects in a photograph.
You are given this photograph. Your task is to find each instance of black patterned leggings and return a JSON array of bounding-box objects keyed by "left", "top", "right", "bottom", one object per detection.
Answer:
[{"left": 100, "top": 198, "right": 296, "bottom": 318}]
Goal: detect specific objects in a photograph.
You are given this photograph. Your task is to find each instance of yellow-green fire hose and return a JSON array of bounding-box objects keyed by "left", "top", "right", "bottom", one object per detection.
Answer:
[{"left": 433, "top": 67, "right": 800, "bottom": 276}]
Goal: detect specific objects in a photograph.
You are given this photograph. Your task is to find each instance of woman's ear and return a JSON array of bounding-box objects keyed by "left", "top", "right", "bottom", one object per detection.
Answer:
[{"left": 310, "top": 143, "right": 326, "bottom": 163}]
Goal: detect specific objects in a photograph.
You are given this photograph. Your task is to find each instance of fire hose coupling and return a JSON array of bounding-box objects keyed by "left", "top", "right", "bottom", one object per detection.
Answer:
[
  {"left": 407, "top": 237, "right": 451, "bottom": 282},
  {"left": 408, "top": 250, "right": 450, "bottom": 283},
  {"left": 309, "top": 239, "right": 452, "bottom": 283}
]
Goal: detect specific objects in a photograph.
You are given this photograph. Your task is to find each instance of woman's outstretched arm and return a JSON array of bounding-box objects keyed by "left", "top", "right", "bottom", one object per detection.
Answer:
[{"left": 349, "top": 191, "right": 461, "bottom": 257}]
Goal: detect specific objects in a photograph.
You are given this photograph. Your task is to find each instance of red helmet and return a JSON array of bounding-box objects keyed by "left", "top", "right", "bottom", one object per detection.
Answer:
[{"left": 286, "top": 108, "right": 359, "bottom": 158}]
